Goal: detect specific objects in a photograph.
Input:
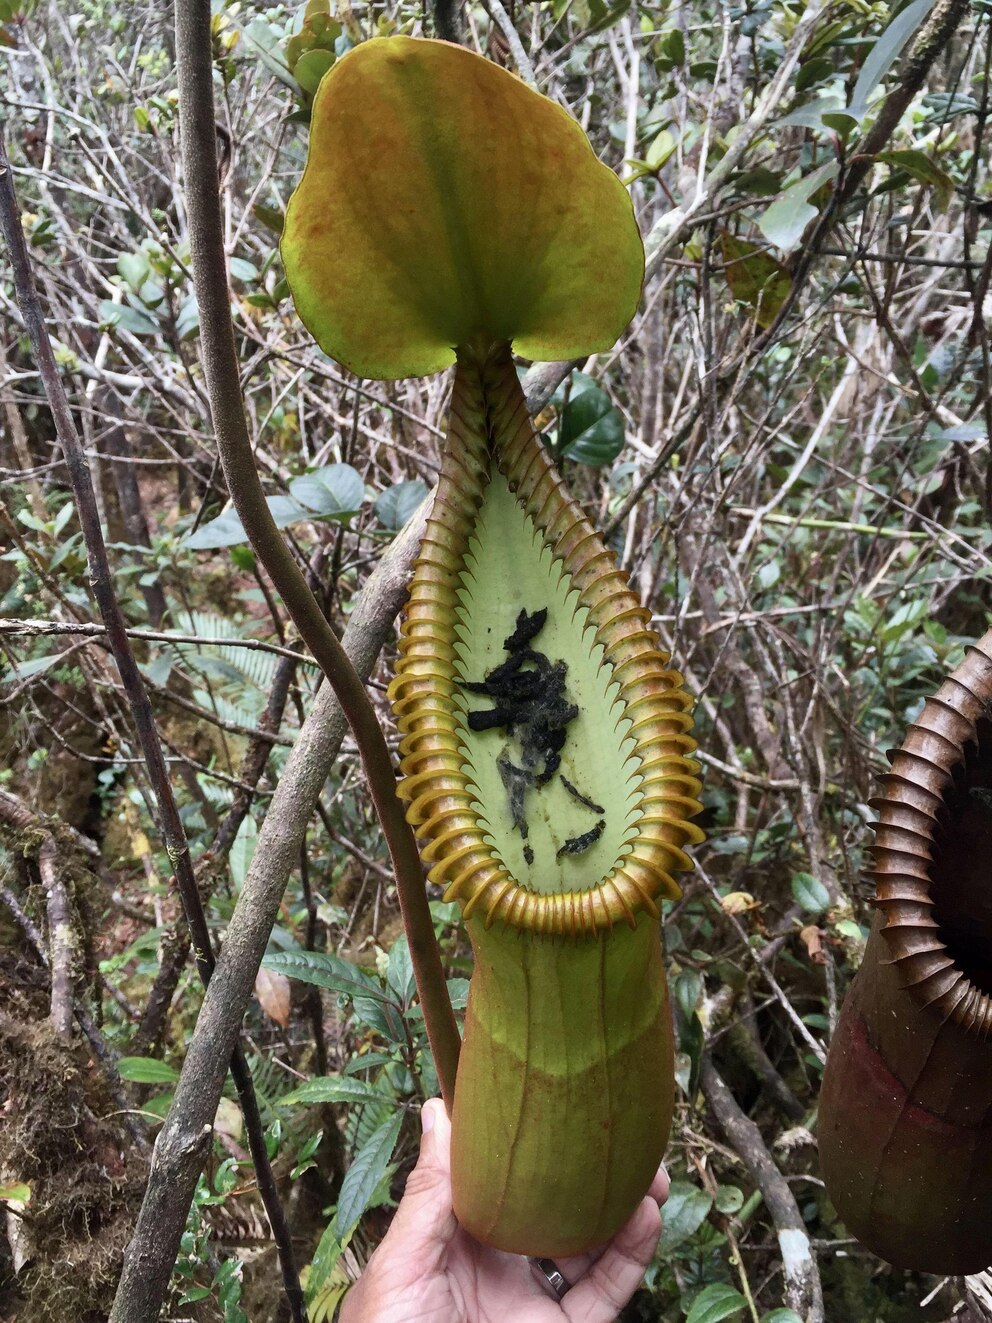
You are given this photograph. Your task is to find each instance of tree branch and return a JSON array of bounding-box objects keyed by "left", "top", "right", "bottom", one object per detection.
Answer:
[
  {"left": 701, "top": 1055, "right": 824, "bottom": 1323},
  {"left": 757, "top": 0, "right": 972, "bottom": 350}
]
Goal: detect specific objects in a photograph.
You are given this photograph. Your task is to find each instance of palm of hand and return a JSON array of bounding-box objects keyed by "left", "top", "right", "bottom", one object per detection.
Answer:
[{"left": 340, "top": 1101, "right": 667, "bottom": 1323}]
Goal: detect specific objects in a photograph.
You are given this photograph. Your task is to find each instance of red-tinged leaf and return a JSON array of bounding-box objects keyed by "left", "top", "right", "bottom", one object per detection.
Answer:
[
  {"left": 877, "top": 147, "right": 955, "bottom": 212},
  {"left": 720, "top": 232, "right": 791, "bottom": 329},
  {"left": 255, "top": 966, "right": 291, "bottom": 1027},
  {"left": 799, "top": 923, "right": 826, "bottom": 965}
]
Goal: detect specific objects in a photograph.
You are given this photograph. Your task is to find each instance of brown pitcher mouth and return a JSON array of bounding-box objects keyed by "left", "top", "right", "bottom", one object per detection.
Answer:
[{"left": 871, "top": 635, "right": 992, "bottom": 1036}]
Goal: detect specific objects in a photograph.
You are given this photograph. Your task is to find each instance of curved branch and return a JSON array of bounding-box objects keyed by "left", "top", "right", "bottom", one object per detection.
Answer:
[{"left": 174, "top": 0, "right": 459, "bottom": 1108}]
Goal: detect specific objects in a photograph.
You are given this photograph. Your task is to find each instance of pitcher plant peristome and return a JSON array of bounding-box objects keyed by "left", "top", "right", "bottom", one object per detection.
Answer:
[
  {"left": 819, "top": 631, "right": 992, "bottom": 1274},
  {"left": 283, "top": 36, "right": 705, "bottom": 1256}
]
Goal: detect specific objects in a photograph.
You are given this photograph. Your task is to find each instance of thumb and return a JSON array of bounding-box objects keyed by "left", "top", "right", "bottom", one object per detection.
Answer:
[{"left": 385, "top": 1099, "right": 457, "bottom": 1257}]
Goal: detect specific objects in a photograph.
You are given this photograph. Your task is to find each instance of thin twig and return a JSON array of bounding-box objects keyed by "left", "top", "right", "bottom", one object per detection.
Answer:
[
  {"left": 0, "top": 616, "right": 318, "bottom": 666},
  {"left": 483, "top": 0, "right": 538, "bottom": 87},
  {"left": 38, "top": 836, "right": 74, "bottom": 1040},
  {"left": 756, "top": 0, "right": 973, "bottom": 352}
]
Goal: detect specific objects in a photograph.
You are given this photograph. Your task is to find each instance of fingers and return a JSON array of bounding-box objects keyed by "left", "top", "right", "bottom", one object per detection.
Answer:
[
  {"left": 420, "top": 1098, "right": 452, "bottom": 1176},
  {"left": 562, "top": 1196, "right": 662, "bottom": 1323},
  {"left": 378, "top": 1098, "right": 457, "bottom": 1261},
  {"left": 648, "top": 1164, "right": 670, "bottom": 1204}
]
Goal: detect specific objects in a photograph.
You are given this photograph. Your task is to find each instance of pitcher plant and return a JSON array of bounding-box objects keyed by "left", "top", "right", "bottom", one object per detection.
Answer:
[
  {"left": 819, "top": 629, "right": 992, "bottom": 1273},
  {"left": 282, "top": 36, "right": 705, "bottom": 1256}
]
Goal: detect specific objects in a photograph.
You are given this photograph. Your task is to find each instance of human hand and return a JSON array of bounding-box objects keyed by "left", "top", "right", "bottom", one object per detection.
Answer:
[{"left": 339, "top": 1098, "right": 669, "bottom": 1323}]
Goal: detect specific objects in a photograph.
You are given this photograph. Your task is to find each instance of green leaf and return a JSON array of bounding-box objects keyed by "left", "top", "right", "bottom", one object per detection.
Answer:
[
  {"left": 262, "top": 950, "right": 406, "bottom": 1042},
  {"left": 186, "top": 508, "right": 249, "bottom": 550},
  {"left": 658, "top": 1181, "right": 713, "bottom": 1253},
  {"left": 757, "top": 161, "right": 839, "bottom": 254},
  {"left": 585, "top": 0, "right": 631, "bottom": 35},
  {"left": 645, "top": 128, "right": 677, "bottom": 170},
  {"left": 876, "top": 148, "right": 954, "bottom": 211},
  {"left": 921, "top": 90, "right": 980, "bottom": 125},
  {"left": 791, "top": 872, "right": 830, "bottom": 914},
  {"left": 342, "top": 1052, "right": 394, "bottom": 1075},
  {"left": 178, "top": 1286, "right": 212, "bottom": 1305},
  {"left": 253, "top": 203, "right": 285, "bottom": 237},
  {"left": 849, "top": 0, "right": 932, "bottom": 120},
  {"left": 141, "top": 1091, "right": 175, "bottom": 1121},
  {"left": 229, "top": 815, "right": 257, "bottom": 891},
  {"left": 386, "top": 935, "right": 416, "bottom": 1006},
  {"left": 933, "top": 422, "right": 986, "bottom": 442},
  {"left": 283, "top": 37, "right": 643, "bottom": 379},
  {"left": 0, "top": 1183, "right": 31, "bottom": 1203},
  {"left": 117, "top": 1056, "right": 180, "bottom": 1084},
  {"left": 762, "top": 1311, "right": 804, "bottom": 1323},
  {"left": 117, "top": 252, "right": 151, "bottom": 290},
  {"left": 1, "top": 652, "right": 65, "bottom": 685},
  {"left": 674, "top": 968, "right": 702, "bottom": 1022},
  {"left": 99, "top": 298, "right": 159, "bottom": 337},
  {"left": 263, "top": 949, "right": 388, "bottom": 1000},
  {"left": 289, "top": 463, "right": 364, "bottom": 518},
  {"left": 242, "top": 16, "right": 297, "bottom": 88},
  {"left": 294, "top": 46, "right": 336, "bottom": 95},
  {"left": 559, "top": 384, "right": 625, "bottom": 466},
  {"left": 777, "top": 94, "right": 846, "bottom": 132},
  {"left": 268, "top": 494, "right": 313, "bottom": 528},
  {"left": 794, "top": 57, "right": 834, "bottom": 93},
  {"left": 53, "top": 499, "right": 76, "bottom": 535},
  {"left": 175, "top": 294, "right": 200, "bottom": 341},
  {"left": 280, "top": 1076, "right": 396, "bottom": 1107},
  {"left": 230, "top": 257, "right": 259, "bottom": 282},
  {"left": 375, "top": 480, "right": 429, "bottom": 529},
  {"left": 685, "top": 1284, "right": 748, "bottom": 1323},
  {"left": 820, "top": 111, "right": 859, "bottom": 138},
  {"left": 880, "top": 598, "right": 928, "bottom": 644},
  {"left": 308, "top": 1220, "right": 349, "bottom": 1299},
  {"left": 186, "top": 493, "right": 315, "bottom": 549},
  {"left": 659, "top": 27, "right": 684, "bottom": 65},
  {"left": 757, "top": 559, "right": 780, "bottom": 589},
  {"left": 334, "top": 1110, "right": 404, "bottom": 1237}
]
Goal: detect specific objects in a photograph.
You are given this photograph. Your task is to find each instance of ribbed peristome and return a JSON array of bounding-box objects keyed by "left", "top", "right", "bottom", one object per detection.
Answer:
[
  {"left": 388, "top": 348, "right": 704, "bottom": 936},
  {"left": 871, "top": 628, "right": 992, "bottom": 1035}
]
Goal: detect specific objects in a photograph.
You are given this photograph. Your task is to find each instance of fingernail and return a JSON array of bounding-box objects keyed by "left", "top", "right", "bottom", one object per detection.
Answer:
[{"left": 421, "top": 1101, "right": 436, "bottom": 1134}]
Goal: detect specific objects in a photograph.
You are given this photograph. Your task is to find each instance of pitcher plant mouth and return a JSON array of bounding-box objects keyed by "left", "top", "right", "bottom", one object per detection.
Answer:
[
  {"left": 871, "top": 635, "right": 992, "bottom": 1035},
  {"left": 388, "top": 346, "right": 704, "bottom": 936},
  {"left": 820, "top": 628, "right": 992, "bottom": 1275}
]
